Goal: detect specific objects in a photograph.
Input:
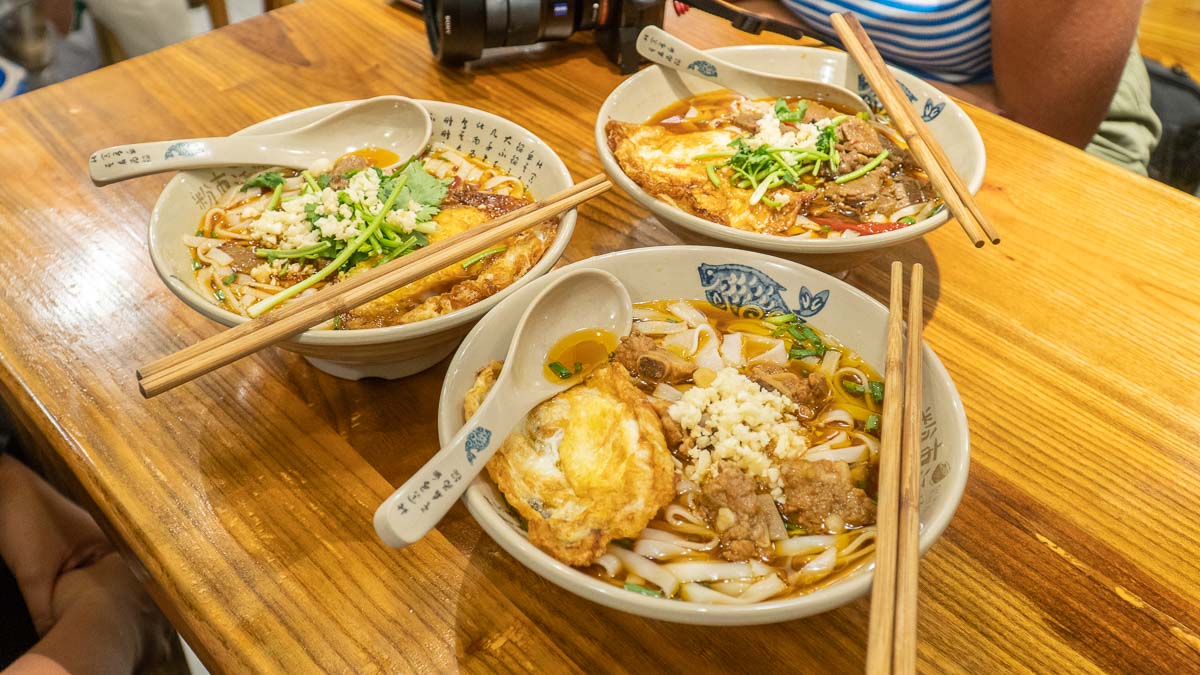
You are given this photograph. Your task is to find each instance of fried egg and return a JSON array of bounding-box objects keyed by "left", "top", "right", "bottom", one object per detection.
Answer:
[
  {"left": 605, "top": 120, "right": 807, "bottom": 235},
  {"left": 464, "top": 362, "right": 675, "bottom": 566}
]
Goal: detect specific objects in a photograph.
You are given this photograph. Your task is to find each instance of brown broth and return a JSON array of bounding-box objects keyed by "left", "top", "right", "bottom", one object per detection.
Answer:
[{"left": 543, "top": 328, "right": 618, "bottom": 383}]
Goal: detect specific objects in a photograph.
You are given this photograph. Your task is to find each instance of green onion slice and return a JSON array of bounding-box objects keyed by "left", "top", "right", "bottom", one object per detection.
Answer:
[
  {"left": 623, "top": 582, "right": 663, "bottom": 598},
  {"left": 547, "top": 361, "right": 573, "bottom": 379}
]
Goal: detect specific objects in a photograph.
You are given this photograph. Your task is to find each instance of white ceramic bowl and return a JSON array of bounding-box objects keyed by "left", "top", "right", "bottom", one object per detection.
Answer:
[
  {"left": 595, "top": 46, "right": 986, "bottom": 273},
  {"left": 439, "top": 246, "right": 969, "bottom": 625},
  {"left": 149, "top": 99, "right": 576, "bottom": 380}
]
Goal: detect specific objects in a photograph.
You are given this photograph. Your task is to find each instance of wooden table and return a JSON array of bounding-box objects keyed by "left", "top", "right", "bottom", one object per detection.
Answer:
[{"left": 1, "top": 1, "right": 1198, "bottom": 671}]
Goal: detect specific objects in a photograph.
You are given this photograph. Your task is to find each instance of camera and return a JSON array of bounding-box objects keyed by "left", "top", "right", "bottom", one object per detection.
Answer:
[
  {"left": 423, "top": 0, "right": 807, "bottom": 74},
  {"left": 425, "top": 0, "right": 665, "bottom": 73}
]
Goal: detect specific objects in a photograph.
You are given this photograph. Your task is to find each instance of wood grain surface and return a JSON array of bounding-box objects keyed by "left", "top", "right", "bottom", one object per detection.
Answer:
[
  {"left": 1140, "top": 0, "right": 1200, "bottom": 75},
  {"left": 0, "top": 1, "right": 1198, "bottom": 672}
]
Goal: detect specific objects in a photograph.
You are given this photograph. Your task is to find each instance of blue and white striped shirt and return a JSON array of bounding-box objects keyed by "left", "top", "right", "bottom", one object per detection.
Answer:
[{"left": 781, "top": 0, "right": 993, "bottom": 84}]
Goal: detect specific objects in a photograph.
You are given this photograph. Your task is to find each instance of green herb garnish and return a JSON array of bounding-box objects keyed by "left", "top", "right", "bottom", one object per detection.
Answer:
[
  {"left": 241, "top": 171, "right": 284, "bottom": 191},
  {"left": 301, "top": 170, "right": 320, "bottom": 193},
  {"left": 574, "top": 361, "right": 583, "bottom": 374},
  {"left": 255, "top": 241, "right": 332, "bottom": 260},
  {"left": 246, "top": 174, "right": 408, "bottom": 317},
  {"left": 765, "top": 313, "right": 799, "bottom": 325},
  {"left": 547, "top": 361, "right": 573, "bottom": 379},
  {"left": 842, "top": 380, "right": 866, "bottom": 395},
  {"left": 222, "top": 272, "right": 238, "bottom": 285},
  {"left": 192, "top": 260, "right": 203, "bottom": 270},
  {"left": 774, "top": 98, "right": 808, "bottom": 123},
  {"left": 834, "top": 149, "right": 890, "bottom": 184},
  {"left": 786, "top": 324, "right": 826, "bottom": 356},
  {"left": 865, "top": 414, "right": 881, "bottom": 435},
  {"left": 214, "top": 289, "right": 226, "bottom": 302},
  {"left": 706, "top": 162, "right": 721, "bottom": 188},
  {"left": 898, "top": 216, "right": 916, "bottom": 225},
  {"left": 387, "top": 162, "right": 451, "bottom": 223},
  {"left": 868, "top": 380, "right": 885, "bottom": 403},
  {"left": 461, "top": 246, "right": 507, "bottom": 269},
  {"left": 333, "top": 315, "right": 342, "bottom": 330},
  {"left": 265, "top": 183, "right": 284, "bottom": 211},
  {"left": 304, "top": 202, "right": 321, "bottom": 224},
  {"left": 623, "top": 583, "right": 663, "bottom": 598}
]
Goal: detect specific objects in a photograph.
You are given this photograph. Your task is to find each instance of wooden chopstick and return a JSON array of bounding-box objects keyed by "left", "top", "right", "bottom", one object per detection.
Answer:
[
  {"left": 866, "top": 262, "right": 924, "bottom": 675},
  {"left": 866, "top": 261, "right": 906, "bottom": 675},
  {"left": 829, "top": 13, "right": 1000, "bottom": 247},
  {"left": 136, "top": 174, "right": 612, "bottom": 398},
  {"left": 894, "top": 263, "right": 923, "bottom": 674}
]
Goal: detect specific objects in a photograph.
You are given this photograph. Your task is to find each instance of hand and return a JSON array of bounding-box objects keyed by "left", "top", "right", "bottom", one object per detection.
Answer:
[
  {"left": 0, "top": 456, "right": 112, "bottom": 635},
  {"left": 49, "top": 553, "right": 174, "bottom": 671},
  {"left": 0, "top": 456, "right": 171, "bottom": 673}
]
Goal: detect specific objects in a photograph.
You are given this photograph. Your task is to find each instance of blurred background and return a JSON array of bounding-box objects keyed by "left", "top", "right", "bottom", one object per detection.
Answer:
[{"left": 0, "top": 0, "right": 1195, "bottom": 194}]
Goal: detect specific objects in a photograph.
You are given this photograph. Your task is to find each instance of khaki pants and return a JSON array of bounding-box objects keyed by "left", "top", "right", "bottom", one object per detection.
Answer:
[{"left": 1087, "top": 43, "right": 1162, "bottom": 176}]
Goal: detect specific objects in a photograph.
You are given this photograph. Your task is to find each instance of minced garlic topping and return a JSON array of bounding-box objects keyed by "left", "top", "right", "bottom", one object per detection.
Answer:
[{"left": 668, "top": 367, "right": 808, "bottom": 500}]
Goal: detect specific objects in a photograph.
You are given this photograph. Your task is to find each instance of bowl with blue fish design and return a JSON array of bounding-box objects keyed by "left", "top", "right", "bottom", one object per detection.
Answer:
[
  {"left": 437, "top": 245, "right": 969, "bottom": 625},
  {"left": 595, "top": 46, "right": 986, "bottom": 274}
]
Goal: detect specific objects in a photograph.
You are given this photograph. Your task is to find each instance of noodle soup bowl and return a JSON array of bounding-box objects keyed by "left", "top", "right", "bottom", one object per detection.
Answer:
[
  {"left": 149, "top": 99, "right": 576, "bottom": 380},
  {"left": 439, "top": 246, "right": 969, "bottom": 625},
  {"left": 595, "top": 46, "right": 986, "bottom": 275}
]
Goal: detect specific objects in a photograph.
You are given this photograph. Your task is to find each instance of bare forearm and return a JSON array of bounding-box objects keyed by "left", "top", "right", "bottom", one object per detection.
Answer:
[
  {"left": 991, "top": 0, "right": 1143, "bottom": 147},
  {"left": 4, "top": 597, "right": 143, "bottom": 675}
]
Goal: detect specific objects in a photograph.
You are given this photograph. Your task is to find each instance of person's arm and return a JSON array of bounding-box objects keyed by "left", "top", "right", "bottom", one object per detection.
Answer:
[
  {"left": 990, "top": 0, "right": 1144, "bottom": 147},
  {"left": 0, "top": 457, "right": 169, "bottom": 674}
]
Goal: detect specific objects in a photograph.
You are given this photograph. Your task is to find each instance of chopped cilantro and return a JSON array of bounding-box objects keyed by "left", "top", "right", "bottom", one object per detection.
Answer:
[
  {"left": 316, "top": 174, "right": 332, "bottom": 190},
  {"left": 774, "top": 98, "right": 808, "bottom": 123},
  {"left": 241, "top": 171, "right": 284, "bottom": 191},
  {"left": 390, "top": 162, "right": 451, "bottom": 222},
  {"left": 304, "top": 202, "right": 320, "bottom": 223}
]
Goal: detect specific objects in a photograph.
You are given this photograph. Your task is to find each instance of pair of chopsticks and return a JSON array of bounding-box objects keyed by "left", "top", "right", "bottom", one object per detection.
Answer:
[
  {"left": 137, "top": 174, "right": 612, "bottom": 398},
  {"left": 866, "top": 261, "right": 924, "bottom": 675},
  {"left": 830, "top": 12, "right": 1000, "bottom": 248}
]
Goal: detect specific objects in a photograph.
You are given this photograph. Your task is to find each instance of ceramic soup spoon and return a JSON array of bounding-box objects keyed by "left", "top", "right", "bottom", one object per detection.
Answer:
[
  {"left": 636, "top": 26, "right": 869, "bottom": 113},
  {"left": 89, "top": 95, "right": 432, "bottom": 185},
  {"left": 373, "top": 268, "right": 633, "bottom": 549}
]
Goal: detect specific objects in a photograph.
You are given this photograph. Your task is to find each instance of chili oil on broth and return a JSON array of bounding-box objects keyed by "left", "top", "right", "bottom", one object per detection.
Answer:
[
  {"left": 605, "top": 90, "right": 942, "bottom": 239},
  {"left": 185, "top": 143, "right": 553, "bottom": 330},
  {"left": 465, "top": 299, "right": 884, "bottom": 605}
]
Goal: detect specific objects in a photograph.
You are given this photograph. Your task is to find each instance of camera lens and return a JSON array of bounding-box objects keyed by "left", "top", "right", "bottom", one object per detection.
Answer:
[{"left": 425, "top": 0, "right": 599, "bottom": 64}]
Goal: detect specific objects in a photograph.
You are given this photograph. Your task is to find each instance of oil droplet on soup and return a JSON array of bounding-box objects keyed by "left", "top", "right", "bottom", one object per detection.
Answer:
[
  {"left": 345, "top": 146, "right": 401, "bottom": 168},
  {"left": 544, "top": 328, "right": 617, "bottom": 383}
]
